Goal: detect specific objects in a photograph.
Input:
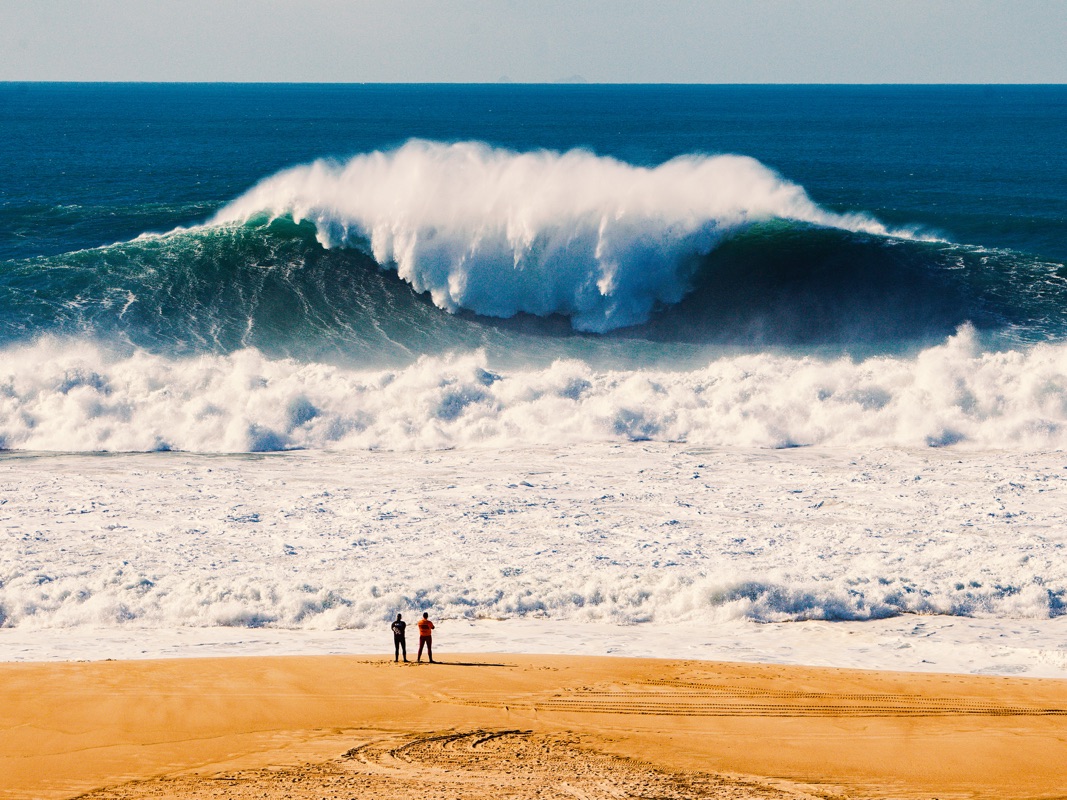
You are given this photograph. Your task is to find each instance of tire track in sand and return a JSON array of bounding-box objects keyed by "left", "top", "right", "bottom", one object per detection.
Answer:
[
  {"left": 447, "top": 676, "right": 1067, "bottom": 718},
  {"left": 78, "top": 729, "right": 824, "bottom": 799}
]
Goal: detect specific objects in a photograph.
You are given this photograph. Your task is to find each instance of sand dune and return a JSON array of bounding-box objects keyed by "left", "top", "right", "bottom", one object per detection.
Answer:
[{"left": 3, "top": 654, "right": 1067, "bottom": 799}]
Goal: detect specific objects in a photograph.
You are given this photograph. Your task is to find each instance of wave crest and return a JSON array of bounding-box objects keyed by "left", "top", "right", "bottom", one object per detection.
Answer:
[{"left": 213, "top": 141, "right": 923, "bottom": 332}]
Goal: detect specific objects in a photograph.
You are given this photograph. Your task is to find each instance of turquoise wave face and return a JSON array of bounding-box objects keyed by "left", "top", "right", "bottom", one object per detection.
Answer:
[{"left": 1, "top": 213, "right": 1064, "bottom": 369}]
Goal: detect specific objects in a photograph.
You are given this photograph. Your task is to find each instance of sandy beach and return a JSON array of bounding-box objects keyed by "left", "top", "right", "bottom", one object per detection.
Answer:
[{"left": 3, "top": 654, "right": 1066, "bottom": 799}]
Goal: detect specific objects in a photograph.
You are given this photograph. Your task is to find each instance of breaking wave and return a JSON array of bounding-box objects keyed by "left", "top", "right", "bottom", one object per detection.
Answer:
[
  {"left": 212, "top": 140, "right": 933, "bottom": 332},
  {"left": 4, "top": 140, "right": 1064, "bottom": 361}
]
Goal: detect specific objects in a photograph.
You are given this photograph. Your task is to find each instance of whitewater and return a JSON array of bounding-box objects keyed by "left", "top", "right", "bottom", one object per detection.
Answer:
[
  {"left": 3, "top": 84, "right": 1066, "bottom": 674},
  {"left": 4, "top": 326, "right": 1067, "bottom": 452},
  {"left": 3, "top": 444, "right": 1066, "bottom": 675},
  {"left": 3, "top": 327, "right": 1066, "bottom": 675}
]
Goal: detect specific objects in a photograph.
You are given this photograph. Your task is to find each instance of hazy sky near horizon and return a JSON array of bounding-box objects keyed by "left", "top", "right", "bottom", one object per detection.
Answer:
[{"left": 1, "top": 0, "right": 1065, "bottom": 83}]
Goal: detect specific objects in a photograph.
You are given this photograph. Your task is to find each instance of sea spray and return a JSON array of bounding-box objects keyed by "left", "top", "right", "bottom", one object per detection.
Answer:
[{"left": 213, "top": 140, "right": 932, "bottom": 332}]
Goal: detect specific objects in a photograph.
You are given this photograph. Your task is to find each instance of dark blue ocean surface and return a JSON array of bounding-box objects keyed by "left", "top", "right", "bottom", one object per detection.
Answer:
[{"left": 1, "top": 84, "right": 1065, "bottom": 366}]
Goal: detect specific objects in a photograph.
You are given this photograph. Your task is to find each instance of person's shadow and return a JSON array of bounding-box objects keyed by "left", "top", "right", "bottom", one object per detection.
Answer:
[{"left": 412, "top": 660, "right": 514, "bottom": 667}]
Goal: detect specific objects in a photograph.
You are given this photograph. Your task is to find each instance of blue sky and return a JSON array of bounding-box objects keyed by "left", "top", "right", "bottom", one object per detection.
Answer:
[{"left": 2, "top": 0, "right": 1065, "bottom": 83}]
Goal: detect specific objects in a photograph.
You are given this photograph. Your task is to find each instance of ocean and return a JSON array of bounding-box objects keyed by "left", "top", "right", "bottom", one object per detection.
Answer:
[{"left": 1, "top": 84, "right": 1065, "bottom": 670}]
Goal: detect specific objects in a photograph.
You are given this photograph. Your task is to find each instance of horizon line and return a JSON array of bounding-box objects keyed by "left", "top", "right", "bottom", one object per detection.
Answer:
[{"left": 2, "top": 80, "right": 1066, "bottom": 87}]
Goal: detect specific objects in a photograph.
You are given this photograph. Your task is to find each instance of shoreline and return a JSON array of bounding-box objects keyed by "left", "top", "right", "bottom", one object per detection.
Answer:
[
  {"left": 3, "top": 653, "right": 1066, "bottom": 799},
  {"left": 3, "top": 614, "right": 1067, "bottom": 680}
]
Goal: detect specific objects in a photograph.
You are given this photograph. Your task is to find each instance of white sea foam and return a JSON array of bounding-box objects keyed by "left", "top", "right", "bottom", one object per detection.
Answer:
[
  {"left": 1, "top": 443, "right": 1065, "bottom": 674},
  {"left": 212, "top": 140, "right": 929, "bottom": 332},
  {"left": 1, "top": 327, "right": 1066, "bottom": 453}
]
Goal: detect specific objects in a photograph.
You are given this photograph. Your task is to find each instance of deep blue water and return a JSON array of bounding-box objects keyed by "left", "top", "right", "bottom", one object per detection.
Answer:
[{"left": 1, "top": 84, "right": 1066, "bottom": 366}]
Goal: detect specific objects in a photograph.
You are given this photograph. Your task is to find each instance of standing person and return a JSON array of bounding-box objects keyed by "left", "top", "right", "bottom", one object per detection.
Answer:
[
  {"left": 391, "top": 613, "right": 407, "bottom": 662},
  {"left": 416, "top": 612, "right": 435, "bottom": 663}
]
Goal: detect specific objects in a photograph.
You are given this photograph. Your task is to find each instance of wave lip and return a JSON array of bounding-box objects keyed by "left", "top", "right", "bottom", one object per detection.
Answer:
[{"left": 213, "top": 140, "right": 927, "bottom": 332}]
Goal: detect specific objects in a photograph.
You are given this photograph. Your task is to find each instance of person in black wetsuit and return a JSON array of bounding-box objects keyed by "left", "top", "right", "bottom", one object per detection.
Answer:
[{"left": 391, "top": 613, "right": 407, "bottom": 662}]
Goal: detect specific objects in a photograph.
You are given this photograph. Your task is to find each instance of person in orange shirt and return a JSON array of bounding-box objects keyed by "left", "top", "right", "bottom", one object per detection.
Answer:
[{"left": 416, "top": 612, "right": 435, "bottom": 663}]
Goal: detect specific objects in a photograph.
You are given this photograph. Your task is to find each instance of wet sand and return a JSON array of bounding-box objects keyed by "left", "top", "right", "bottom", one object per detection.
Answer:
[{"left": 2, "top": 654, "right": 1067, "bottom": 799}]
